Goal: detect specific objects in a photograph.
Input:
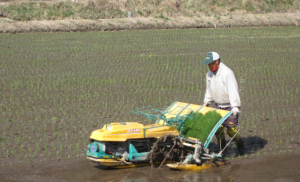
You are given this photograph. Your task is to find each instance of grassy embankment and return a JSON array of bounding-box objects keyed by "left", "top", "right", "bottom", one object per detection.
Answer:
[{"left": 0, "top": 0, "right": 299, "bottom": 21}]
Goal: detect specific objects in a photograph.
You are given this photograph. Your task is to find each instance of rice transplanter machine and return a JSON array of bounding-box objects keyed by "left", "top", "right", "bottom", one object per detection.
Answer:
[{"left": 86, "top": 101, "right": 237, "bottom": 170}]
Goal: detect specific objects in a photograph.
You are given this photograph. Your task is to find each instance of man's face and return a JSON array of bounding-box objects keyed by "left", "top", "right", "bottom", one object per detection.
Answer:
[{"left": 208, "top": 60, "right": 219, "bottom": 72}]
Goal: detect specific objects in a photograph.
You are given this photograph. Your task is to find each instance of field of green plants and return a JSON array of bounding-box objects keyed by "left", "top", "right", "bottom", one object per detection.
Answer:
[{"left": 0, "top": 27, "right": 300, "bottom": 168}]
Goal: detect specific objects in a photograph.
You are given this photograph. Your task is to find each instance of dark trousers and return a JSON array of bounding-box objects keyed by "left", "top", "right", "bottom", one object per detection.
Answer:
[{"left": 214, "top": 105, "right": 245, "bottom": 152}]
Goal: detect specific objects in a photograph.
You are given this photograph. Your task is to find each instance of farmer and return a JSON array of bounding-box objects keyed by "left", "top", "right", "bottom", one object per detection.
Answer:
[{"left": 202, "top": 52, "right": 245, "bottom": 155}]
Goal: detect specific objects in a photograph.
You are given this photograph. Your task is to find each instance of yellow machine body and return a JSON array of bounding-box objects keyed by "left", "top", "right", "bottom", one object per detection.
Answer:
[
  {"left": 89, "top": 101, "right": 230, "bottom": 142},
  {"left": 166, "top": 161, "right": 229, "bottom": 170},
  {"left": 87, "top": 102, "right": 232, "bottom": 169},
  {"left": 89, "top": 122, "right": 180, "bottom": 142}
]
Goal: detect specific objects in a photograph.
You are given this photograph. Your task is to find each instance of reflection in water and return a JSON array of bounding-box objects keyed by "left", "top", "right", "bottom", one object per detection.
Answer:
[
  {"left": 95, "top": 163, "right": 242, "bottom": 182},
  {"left": 8, "top": 155, "right": 300, "bottom": 182}
]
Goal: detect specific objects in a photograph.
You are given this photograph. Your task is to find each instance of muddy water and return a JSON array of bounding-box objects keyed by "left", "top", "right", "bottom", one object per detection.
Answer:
[{"left": 1, "top": 154, "right": 300, "bottom": 182}]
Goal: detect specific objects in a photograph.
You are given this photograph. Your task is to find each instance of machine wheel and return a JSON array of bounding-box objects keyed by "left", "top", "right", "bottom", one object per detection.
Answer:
[{"left": 148, "top": 134, "right": 186, "bottom": 167}]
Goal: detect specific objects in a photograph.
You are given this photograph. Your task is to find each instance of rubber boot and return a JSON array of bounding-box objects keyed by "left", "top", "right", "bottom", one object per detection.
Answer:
[{"left": 227, "top": 127, "right": 245, "bottom": 156}]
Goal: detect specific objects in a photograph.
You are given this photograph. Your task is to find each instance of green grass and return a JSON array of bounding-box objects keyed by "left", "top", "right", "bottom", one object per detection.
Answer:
[
  {"left": 182, "top": 112, "right": 222, "bottom": 143},
  {"left": 0, "top": 0, "right": 299, "bottom": 21},
  {"left": 2, "top": 2, "right": 77, "bottom": 21}
]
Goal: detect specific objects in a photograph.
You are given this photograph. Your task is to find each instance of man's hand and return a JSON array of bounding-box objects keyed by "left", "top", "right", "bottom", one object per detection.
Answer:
[
  {"left": 231, "top": 107, "right": 239, "bottom": 116},
  {"left": 203, "top": 102, "right": 210, "bottom": 107}
]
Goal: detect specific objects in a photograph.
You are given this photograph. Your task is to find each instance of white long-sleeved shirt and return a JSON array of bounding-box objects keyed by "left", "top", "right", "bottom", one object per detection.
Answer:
[{"left": 204, "top": 62, "right": 241, "bottom": 108}]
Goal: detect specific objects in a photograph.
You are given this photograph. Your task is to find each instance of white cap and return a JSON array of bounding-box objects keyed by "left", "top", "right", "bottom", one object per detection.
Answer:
[
  {"left": 202, "top": 52, "right": 220, "bottom": 65},
  {"left": 211, "top": 52, "right": 220, "bottom": 60}
]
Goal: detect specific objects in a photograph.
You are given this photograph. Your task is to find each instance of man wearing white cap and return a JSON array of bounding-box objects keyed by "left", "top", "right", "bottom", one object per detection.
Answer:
[{"left": 202, "top": 52, "right": 245, "bottom": 155}]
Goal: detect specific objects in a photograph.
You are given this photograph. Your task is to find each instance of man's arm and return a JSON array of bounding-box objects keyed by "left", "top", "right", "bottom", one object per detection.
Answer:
[
  {"left": 203, "top": 74, "right": 214, "bottom": 105},
  {"left": 226, "top": 74, "right": 241, "bottom": 108}
]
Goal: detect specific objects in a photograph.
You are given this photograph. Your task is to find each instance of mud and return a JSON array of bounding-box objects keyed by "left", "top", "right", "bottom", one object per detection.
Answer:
[{"left": 1, "top": 154, "right": 300, "bottom": 182}]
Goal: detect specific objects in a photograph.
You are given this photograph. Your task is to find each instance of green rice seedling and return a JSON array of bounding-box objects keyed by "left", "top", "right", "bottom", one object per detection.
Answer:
[
  {"left": 181, "top": 111, "right": 222, "bottom": 143},
  {"left": 6, "top": 150, "right": 9, "bottom": 158},
  {"left": 0, "top": 27, "right": 299, "bottom": 163}
]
